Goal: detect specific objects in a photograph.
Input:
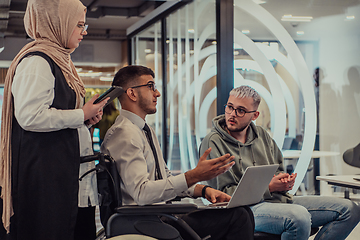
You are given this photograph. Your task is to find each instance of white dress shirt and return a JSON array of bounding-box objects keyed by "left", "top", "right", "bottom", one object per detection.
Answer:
[
  {"left": 11, "top": 55, "right": 98, "bottom": 207},
  {"left": 100, "top": 109, "right": 195, "bottom": 206}
]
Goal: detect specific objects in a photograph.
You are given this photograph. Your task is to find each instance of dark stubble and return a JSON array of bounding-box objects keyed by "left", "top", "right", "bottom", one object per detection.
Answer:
[{"left": 138, "top": 90, "right": 157, "bottom": 115}]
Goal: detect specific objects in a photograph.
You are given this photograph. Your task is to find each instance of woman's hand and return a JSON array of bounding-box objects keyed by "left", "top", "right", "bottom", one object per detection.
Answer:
[
  {"left": 87, "top": 109, "right": 103, "bottom": 125},
  {"left": 82, "top": 94, "right": 109, "bottom": 122}
]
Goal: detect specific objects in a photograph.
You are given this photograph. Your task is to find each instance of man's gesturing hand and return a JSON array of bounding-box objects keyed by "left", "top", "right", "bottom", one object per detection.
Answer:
[{"left": 184, "top": 148, "right": 235, "bottom": 187}]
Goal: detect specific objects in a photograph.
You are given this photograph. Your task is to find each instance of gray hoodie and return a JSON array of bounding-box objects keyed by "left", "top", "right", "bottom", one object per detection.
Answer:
[{"left": 200, "top": 115, "right": 293, "bottom": 203}]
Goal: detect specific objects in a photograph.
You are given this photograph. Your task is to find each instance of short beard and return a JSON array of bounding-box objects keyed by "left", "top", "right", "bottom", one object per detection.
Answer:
[
  {"left": 138, "top": 91, "right": 157, "bottom": 115},
  {"left": 227, "top": 124, "right": 248, "bottom": 133},
  {"left": 225, "top": 118, "right": 252, "bottom": 133}
]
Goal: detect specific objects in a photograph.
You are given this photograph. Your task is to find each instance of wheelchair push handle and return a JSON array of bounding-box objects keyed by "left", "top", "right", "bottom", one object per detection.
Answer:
[{"left": 80, "top": 152, "right": 114, "bottom": 164}]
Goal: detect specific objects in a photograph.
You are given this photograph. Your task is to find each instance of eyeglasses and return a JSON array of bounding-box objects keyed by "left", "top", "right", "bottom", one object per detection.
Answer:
[
  {"left": 224, "top": 104, "right": 256, "bottom": 118},
  {"left": 77, "top": 24, "right": 88, "bottom": 34},
  {"left": 126, "top": 81, "right": 157, "bottom": 92}
]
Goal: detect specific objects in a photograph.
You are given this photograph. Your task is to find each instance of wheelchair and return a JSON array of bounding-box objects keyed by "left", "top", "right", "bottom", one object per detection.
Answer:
[{"left": 80, "top": 153, "right": 205, "bottom": 240}]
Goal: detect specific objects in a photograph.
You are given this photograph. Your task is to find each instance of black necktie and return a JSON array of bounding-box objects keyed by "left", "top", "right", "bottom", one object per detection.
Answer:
[{"left": 143, "top": 123, "right": 163, "bottom": 180}]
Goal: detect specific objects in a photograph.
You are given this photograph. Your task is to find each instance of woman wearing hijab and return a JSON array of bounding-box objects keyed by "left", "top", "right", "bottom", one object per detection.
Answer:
[{"left": 0, "top": 0, "right": 107, "bottom": 239}]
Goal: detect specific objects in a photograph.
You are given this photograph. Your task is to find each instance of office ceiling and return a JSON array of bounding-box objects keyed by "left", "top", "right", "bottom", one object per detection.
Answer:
[
  {"left": 0, "top": 0, "right": 169, "bottom": 40},
  {"left": 0, "top": 0, "right": 359, "bottom": 41}
]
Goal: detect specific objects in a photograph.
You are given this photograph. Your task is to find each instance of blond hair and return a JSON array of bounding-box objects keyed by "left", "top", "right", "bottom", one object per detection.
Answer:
[{"left": 230, "top": 85, "right": 261, "bottom": 108}]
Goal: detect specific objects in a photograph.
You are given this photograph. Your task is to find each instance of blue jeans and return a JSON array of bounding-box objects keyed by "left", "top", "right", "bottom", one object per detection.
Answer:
[{"left": 250, "top": 196, "right": 360, "bottom": 240}]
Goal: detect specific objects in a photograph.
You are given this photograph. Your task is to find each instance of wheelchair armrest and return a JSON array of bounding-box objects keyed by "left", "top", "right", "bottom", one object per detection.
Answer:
[{"left": 115, "top": 203, "right": 198, "bottom": 215}]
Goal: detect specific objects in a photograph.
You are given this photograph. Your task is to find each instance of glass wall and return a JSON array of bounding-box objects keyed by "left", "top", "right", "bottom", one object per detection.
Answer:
[
  {"left": 165, "top": 0, "right": 216, "bottom": 173},
  {"left": 232, "top": 0, "right": 360, "bottom": 197},
  {"left": 131, "top": 21, "right": 164, "bottom": 151},
  {"left": 233, "top": 0, "right": 317, "bottom": 194},
  {"left": 130, "top": 0, "right": 216, "bottom": 174},
  {"left": 129, "top": 0, "right": 360, "bottom": 197}
]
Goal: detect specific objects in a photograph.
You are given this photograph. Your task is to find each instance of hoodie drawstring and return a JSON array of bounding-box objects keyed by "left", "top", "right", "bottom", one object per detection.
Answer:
[{"left": 251, "top": 145, "right": 256, "bottom": 165}]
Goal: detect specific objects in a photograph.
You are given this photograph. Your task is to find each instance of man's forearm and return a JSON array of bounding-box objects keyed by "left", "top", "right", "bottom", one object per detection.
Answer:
[{"left": 184, "top": 169, "right": 201, "bottom": 187}]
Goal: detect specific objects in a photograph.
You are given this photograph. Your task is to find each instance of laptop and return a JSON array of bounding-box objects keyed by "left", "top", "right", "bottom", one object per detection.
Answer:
[{"left": 200, "top": 164, "right": 279, "bottom": 209}]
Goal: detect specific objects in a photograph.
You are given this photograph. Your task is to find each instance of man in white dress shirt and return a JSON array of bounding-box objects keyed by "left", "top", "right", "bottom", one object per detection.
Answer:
[{"left": 100, "top": 65, "right": 255, "bottom": 240}]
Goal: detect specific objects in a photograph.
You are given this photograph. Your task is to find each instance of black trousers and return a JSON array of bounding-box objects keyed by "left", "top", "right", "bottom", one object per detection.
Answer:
[
  {"left": 170, "top": 206, "right": 255, "bottom": 240},
  {"left": 74, "top": 206, "right": 96, "bottom": 240},
  {"left": 0, "top": 205, "right": 96, "bottom": 240}
]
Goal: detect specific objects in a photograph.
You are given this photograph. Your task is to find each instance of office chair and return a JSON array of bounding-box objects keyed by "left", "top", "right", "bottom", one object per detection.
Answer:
[
  {"left": 343, "top": 143, "right": 360, "bottom": 168},
  {"left": 282, "top": 137, "right": 301, "bottom": 151},
  {"left": 80, "top": 153, "right": 204, "bottom": 240},
  {"left": 337, "top": 142, "right": 360, "bottom": 198}
]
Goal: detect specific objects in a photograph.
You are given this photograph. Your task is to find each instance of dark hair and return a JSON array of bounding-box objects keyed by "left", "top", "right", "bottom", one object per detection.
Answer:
[{"left": 112, "top": 65, "right": 155, "bottom": 89}]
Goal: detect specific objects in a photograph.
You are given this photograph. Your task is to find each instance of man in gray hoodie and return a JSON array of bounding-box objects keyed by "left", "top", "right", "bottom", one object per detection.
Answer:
[{"left": 200, "top": 85, "right": 360, "bottom": 240}]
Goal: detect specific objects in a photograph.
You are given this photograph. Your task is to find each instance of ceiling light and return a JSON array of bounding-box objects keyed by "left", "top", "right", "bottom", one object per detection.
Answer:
[
  {"left": 78, "top": 71, "right": 102, "bottom": 77},
  {"left": 100, "top": 77, "right": 114, "bottom": 82},
  {"left": 144, "top": 49, "right": 152, "bottom": 53},
  {"left": 242, "top": 30, "right": 250, "bottom": 34},
  {"left": 212, "top": 41, "right": 217, "bottom": 45},
  {"left": 234, "top": 51, "right": 239, "bottom": 56},
  {"left": 345, "top": 15, "right": 355, "bottom": 21},
  {"left": 281, "top": 15, "right": 313, "bottom": 22},
  {"left": 188, "top": 29, "right": 195, "bottom": 34},
  {"left": 296, "top": 31, "right": 305, "bottom": 35},
  {"left": 252, "top": 0, "right": 266, "bottom": 4},
  {"left": 166, "top": 40, "right": 170, "bottom": 44}
]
